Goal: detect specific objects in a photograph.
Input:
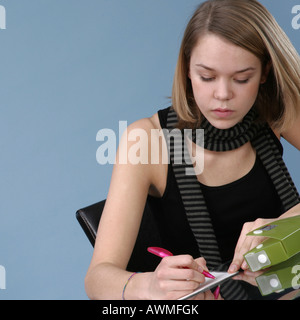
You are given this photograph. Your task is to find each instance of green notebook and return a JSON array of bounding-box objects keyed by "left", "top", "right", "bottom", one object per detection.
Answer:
[
  {"left": 244, "top": 215, "right": 300, "bottom": 272},
  {"left": 255, "top": 251, "right": 300, "bottom": 296}
]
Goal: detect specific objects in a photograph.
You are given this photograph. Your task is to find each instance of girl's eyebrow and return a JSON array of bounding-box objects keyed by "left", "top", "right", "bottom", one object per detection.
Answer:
[{"left": 195, "top": 63, "right": 256, "bottom": 74}]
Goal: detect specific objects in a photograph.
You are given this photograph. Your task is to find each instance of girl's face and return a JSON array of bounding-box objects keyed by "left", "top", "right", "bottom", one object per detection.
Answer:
[{"left": 189, "top": 34, "right": 268, "bottom": 129}]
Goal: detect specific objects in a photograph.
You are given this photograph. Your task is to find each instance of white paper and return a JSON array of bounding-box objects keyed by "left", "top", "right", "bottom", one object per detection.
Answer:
[{"left": 178, "top": 271, "right": 239, "bottom": 300}]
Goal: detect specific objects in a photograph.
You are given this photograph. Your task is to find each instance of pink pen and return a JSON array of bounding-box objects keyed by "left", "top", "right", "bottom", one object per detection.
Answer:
[
  {"left": 213, "top": 286, "right": 221, "bottom": 299},
  {"left": 147, "top": 247, "right": 215, "bottom": 279},
  {"left": 147, "top": 247, "right": 173, "bottom": 258}
]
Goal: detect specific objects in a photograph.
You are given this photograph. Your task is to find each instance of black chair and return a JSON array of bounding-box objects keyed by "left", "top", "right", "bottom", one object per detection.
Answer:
[{"left": 76, "top": 199, "right": 162, "bottom": 271}]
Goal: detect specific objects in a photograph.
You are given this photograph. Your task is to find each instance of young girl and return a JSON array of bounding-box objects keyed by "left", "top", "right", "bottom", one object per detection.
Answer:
[{"left": 85, "top": 0, "right": 300, "bottom": 300}]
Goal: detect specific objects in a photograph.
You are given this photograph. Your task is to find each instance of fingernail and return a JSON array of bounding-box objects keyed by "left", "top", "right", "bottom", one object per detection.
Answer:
[
  {"left": 202, "top": 270, "right": 215, "bottom": 279},
  {"left": 214, "top": 286, "right": 220, "bottom": 300},
  {"left": 242, "top": 261, "right": 249, "bottom": 270}
]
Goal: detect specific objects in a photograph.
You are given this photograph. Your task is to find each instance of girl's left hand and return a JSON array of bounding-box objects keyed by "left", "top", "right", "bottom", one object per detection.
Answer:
[{"left": 228, "top": 218, "right": 276, "bottom": 273}]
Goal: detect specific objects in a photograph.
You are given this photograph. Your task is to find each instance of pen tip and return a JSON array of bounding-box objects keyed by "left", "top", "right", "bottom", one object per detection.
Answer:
[{"left": 202, "top": 270, "right": 215, "bottom": 279}]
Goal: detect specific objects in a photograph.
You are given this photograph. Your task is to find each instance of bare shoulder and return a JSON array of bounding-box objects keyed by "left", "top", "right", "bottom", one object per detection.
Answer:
[
  {"left": 119, "top": 112, "right": 165, "bottom": 165},
  {"left": 119, "top": 112, "right": 167, "bottom": 197},
  {"left": 270, "top": 114, "right": 300, "bottom": 151},
  {"left": 271, "top": 127, "right": 281, "bottom": 140},
  {"left": 125, "top": 112, "right": 161, "bottom": 132},
  {"left": 280, "top": 115, "right": 300, "bottom": 151}
]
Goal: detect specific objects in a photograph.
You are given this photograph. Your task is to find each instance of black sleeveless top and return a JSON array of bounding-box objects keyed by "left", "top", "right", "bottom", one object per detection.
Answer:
[{"left": 147, "top": 107, "right": 284, "bottom": 263}]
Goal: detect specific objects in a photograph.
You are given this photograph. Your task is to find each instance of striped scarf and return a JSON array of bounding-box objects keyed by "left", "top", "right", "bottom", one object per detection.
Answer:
[{"left": 165, "top": 107, "right": 300, "bottom": 299}]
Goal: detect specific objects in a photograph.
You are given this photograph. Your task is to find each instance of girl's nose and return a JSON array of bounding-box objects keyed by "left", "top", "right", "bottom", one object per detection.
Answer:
[{"left": 214, "top": 79, "right": 233, "bottom": 101}]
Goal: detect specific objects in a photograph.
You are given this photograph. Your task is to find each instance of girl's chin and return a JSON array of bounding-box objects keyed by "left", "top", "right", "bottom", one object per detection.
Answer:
[{"left": 207, "top": 118, "right": 239, "bottom": 130}]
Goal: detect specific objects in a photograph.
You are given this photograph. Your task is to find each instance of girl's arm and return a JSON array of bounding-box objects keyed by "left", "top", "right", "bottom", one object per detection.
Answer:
[
  {"left": 85, "top": 117, "right": 206, "bottom": 300},
  {"left": 85, "top": 118, "right": 156, "bottom": 300}
]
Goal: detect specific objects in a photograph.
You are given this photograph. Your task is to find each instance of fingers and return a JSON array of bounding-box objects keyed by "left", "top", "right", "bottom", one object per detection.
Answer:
[
  {"left": 191, "top": 290, "right": 215, "bottom": 300},
  {"left": 150, "top": 255, "right": 210, "bottom": 299},
  {"left": 159, "top": 255, "right": 206, "bottom": 283},
  {"left": 229, "top": 219, "right": 272, "bottom": 273},
  {"left": 194, "top": 257, "right": 209, "bottom": 273}
]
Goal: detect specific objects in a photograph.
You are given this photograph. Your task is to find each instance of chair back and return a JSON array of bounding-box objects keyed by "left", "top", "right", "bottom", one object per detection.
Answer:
[{"left": 76, "top": 200, "right": 162, "bottom": 271}]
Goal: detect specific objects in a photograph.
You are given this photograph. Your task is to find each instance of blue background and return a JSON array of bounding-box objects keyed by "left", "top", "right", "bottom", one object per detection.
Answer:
[{"left": 0, "top": 0, "right": 299, "bottom": 299}]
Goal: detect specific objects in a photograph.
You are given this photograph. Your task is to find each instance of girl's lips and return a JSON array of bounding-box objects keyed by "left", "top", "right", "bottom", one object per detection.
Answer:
[{"left": 212, "top": 109, "right": 234, "bottom": 118}]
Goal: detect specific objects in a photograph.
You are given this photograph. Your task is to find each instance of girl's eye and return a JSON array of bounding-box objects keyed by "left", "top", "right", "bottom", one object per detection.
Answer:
[
  {"left": 200, "top": 76, "right": 215, "bottom": 82},
  {"left": 199, "top": 76, "right": 250, "bottom": 84},
  {"left": 235, "top": 79, "right": 249, "bottom": 84}
]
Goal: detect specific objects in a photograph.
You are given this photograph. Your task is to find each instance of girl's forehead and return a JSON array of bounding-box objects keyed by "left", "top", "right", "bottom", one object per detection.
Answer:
[{"left": 190, "top": 34, "right": 261, "bottom": 71}]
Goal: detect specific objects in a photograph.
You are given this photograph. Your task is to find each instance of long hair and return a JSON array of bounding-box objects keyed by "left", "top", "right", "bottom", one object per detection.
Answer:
[{"left": 172, "top": 0, "right": 300, "bottom": 131}]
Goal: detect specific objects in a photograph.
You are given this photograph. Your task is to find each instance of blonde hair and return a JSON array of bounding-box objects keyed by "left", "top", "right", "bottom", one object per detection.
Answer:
[{"left": 172, "top": 0, "right": 300, "bottom": 131}]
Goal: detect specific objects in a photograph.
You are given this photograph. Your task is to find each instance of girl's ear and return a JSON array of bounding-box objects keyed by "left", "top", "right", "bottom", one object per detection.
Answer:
[{"left": 261, "top": 60, "right": 272, "bottom": 84}]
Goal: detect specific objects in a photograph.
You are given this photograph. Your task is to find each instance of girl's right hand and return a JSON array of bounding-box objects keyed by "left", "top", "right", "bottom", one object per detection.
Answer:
[{"left": 147, "top": 255, "right": 208, "bottom": 300}]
